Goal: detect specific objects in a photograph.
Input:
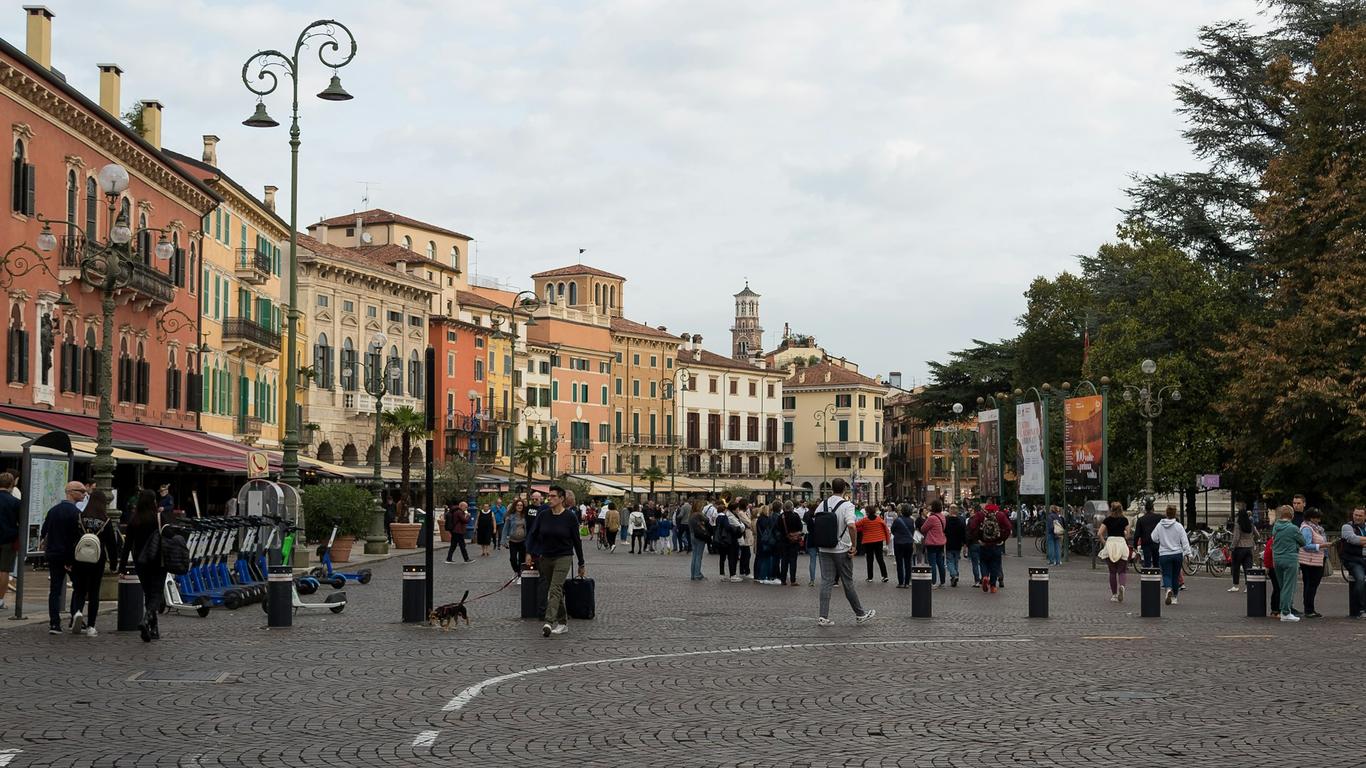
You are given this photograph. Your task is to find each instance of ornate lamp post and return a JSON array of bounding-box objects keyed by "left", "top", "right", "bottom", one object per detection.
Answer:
[
  {"left": 1122, "top": 359, "right": 1180, "bottom": 498},
  {"left": 241, "top": 19, "right": 358, "bottom": 488},
  {"left": 488, "top": 290, "right": 541, "bottom": 471},
  {"left": 813, "top": 402, "right": 837, "bottom": 497},
  {"left": 363, "top": 331, "right": 398, "bottom": 555},
  {"left": 947, "top": 403, "right": 969, "bottom": 504},
  {"left": 32, "top": 163, "right": 182, "bottom": 513}
]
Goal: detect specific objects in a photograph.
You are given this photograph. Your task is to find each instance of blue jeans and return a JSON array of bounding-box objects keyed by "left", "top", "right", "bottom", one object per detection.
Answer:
[
  {"left": 1045, "top": 534, "right": 1061, "bottom": 564},
  {"left": 1141, "top": 542, "right": 1159, "bottom": 568},
  {"left": 926, "top": 546, "right": 946, "bottom": 585},
  {"left": 1158, "top": 553, "right": 1183, "bottom": 593},
  {"left": 946, "top": 549, "right": 960, "bottom": 581},
  {"left": 967, "top": 542, "right": 982, "bottom": 582},
  {"left": 894, "top": 542, "right": 914, "bottom": 586},
  {"left": 808, "top": 545, "right": 820, "bottom": 583},
  {"left": 1346, "top": 559, "right": 1366, "bottom": 615},
  {"left": 689, "top": 538, "right": 706, "bottom": 579},
  {"left": 755, "top": 549, "right": 771, "bottom": 581},
  {"left": 978, "top": 544, "right": 1003, "bottom": 588}
]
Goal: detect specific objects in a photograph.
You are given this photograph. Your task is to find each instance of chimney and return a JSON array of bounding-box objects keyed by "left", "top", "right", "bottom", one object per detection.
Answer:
[
  {"left": 889, "top": 371, "right": 902, "bottom": 389},
  {"left": 679, "top": 332, "right": 690, "bottom": 351},
  {"left": 139, "top": 99, "right": 163, "bottom": 149},
  {"left": 23, "top": 6, "right": 53, "bottom": 69},
  {"left": 355, "top": 215, "right": 363, "bottom": 247},
  {"left": 97, "top": 64, "right": 122, "bottom": 115},
  {"left": 824, "top": 371, "right": 831, "bottom": 383},
  {"left": 201, "top": 134, "right": 219, "bottom": 166},
  {"left": 692, "top": 334, "right": 702, "bottom": 348},
  {"left": 656, "top": 325, "right": 666, "bottom": 332},
  {"left": 395, "top": 259, "right": 407, "bottom": 274},
  {"left": 263, "top": 185, "right": 277, "bottom": 212}
]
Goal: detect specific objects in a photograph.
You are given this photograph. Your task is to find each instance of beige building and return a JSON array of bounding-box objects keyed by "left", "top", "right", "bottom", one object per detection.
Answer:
[
  {"left": 294, "top": 234, "right": 434, "bottom": 470},
  {"left": 610, "top": 316, "right": 681, "bottom": 476}
]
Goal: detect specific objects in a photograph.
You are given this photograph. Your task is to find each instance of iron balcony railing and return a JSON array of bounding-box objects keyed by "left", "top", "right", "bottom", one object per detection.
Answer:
[{"left": 223, "top": 317, "right": 282, "bottom": 351}]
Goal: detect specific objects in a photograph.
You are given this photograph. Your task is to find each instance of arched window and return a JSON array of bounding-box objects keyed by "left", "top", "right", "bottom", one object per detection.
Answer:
[
  {"left": 426, "top": 240, "right": 435, "bottom": 259},
  {"left": 556, "top": 282, "right": 565, "bottom": 300},
  {"left": 166, "top": 348, "right": 181, "bottom": 410},
  {"left": 609, "top": 285, "right": 616, "bottom": 308},
  {"left": 117, "top": 337, "right": 131, "bottom": 402},
  {"left": 84, "top": 177, "right": 97, "bottom": 238},
  {"left": 134, "top": 340, "right": 149, "bottom": 405},
  {"left": 545, "top": 284, "right": 555, "bottom": 304},
  {"left": 407, "top": 349, "right": 421, "bottom": 399},
  {"left": 568, "top": 281, "right": 577, "bottom": 305},
  {"left": 387, "top": 345, "right": 402, "bottom": 396},
  {"left": 4, "top": 305, "right": 26, "bottom": 384},
  {"left": 366, "top": 338, "right": 382, "bottom": 390},
  {"left": 341, "top": 337, "right": 356, "bottom": 391},
  {"left": 186, "top": 351, "right": 201, "bottom": 412},
  {"left": 314, "top": 332, "right": 333, "bottom": 389},
  {"left": 189, "top": 244, "right": 197, "bottom": 293},
  {"left": 10, "top": 140, "right": 32, "bottom": 216},
  {"left": 342, "top": 444, "right": 359, "bottom": 465},
  {"left": 82, "top": 327, "right": 98, "bottom": 396},
  {"left": 137, "top": 212, "right": 151, "bottom": 265},
  {"left": 65, "top": 170, "right": 77, "bottom": 227},
  {"left": 59, "top": 320, "right": 79, "bottom": 393},
  {"left": 594, "top": 283, "right": 601, "bottom": 307},
  {"left": 450, "top": 245, "right": 460, "bottom": 271},
  {"left": 170, "top": 231, "right": 184, "bottom": 286},
  {"left": 401, "top": 235, "right": 412, "bottom": 250}
]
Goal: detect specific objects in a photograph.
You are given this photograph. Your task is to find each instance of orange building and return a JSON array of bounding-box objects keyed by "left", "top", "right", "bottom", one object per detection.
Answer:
[{"left": 430, "top": 315, "right": 492, "bottom": 464}]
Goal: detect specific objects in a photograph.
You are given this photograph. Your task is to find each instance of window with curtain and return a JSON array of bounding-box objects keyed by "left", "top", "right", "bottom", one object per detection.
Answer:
[
  {"left": 135, "top": 341, "right": 150, "bottom": 405},
  {"left": 314, "top": 332, "right": 333, "bottom": 389},
  {"left": 4, "top": 305, "right": 27, "bottom": 385},
  {"left": 407, "top": 350, "right": 421, "bottom": 399},
  {"left": 116, "top": 338, "right": 131, "bottom": 402},
  {"left": 166, "top": 349, "right": 181, "bottom": 410},
  {"left": 82, "top": 327, "right": 98, "bottom": 396},
  {"left": 11, "top": 141, "right": 34, "bottom": 216}
]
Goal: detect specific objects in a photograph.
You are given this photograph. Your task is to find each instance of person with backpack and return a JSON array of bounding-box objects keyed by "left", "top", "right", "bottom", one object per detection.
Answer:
[
  {"left": 812, "top": 479, "right": 876, "bottom": 626},
  {"left": 124, "top": 489, "right": 166, "bottom": 642},
  {"left": 801, "top": 501, "right": 821, "bottom": 586},
  {"left": 734, "top": 500, "right": 755, "bottom": 579},
  {"left": 38, "top": 482, "right": 85, "bottom": 635},
  {"left": 0, "top": 473, "right": 18, "bottom": 611},
  {"left": 1228, "top": 507, "right": 1257, "bottom": 593},
  {"left": 890, "top": 503, "right": 917, "bottom": 588},
  {"left": 688, "top": 502, "right": 711, "bottom": 580},
  {"left": 444, "top": 502, "right": 471, "bottom": 563},
  {"left": 627, "top": 505, "right": 647, "bottom": 554},
  {"left": 1134, "top": 499, "right": 1163, "bottom": 568},
  {"left": 968, "top": 502, "right": 1011, "bottom": 593},
  {"left": 1297, "top": 507, "right": 1329, "bottom": 619},
  {"left": 1340, "top": 506, "right": 1366, "bottom": 619},
  {"left": 778, "top": 501, "right": 803, "bottom": 586},
  {"left": 68, "top": 489, "right": 119, "bottom": 636},
  {"left": 1045, "top": 504, "right": 1065, "bottom": 566},
  {"left": 714, "top": 502, "right": 742, "bottom": 581},
  {"left": 753, "top": 504, "right": 776, "bottom": 583}
]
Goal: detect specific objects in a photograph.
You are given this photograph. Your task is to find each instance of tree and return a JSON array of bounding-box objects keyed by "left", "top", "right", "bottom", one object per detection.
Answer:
[
  {"left": 909, "top": 338, "right": 1015, "bottom": 426},
  {"left": 381, "top": 405, "right": 429, "bottom": 506},
  {"left": 763, "top": 467, "right": 787, "bottom": 498},
  {"left": 121, "top": 103, "right": 145, "bottom": 135},
  {"left": 1013, "top": 273, "right": 1092, "bottom": 388},
  {"left": 511, "top": 436, "right": 550, "bottom": 491},
  {"left": 555, "top": 475, "right": 592, "bottom": 508},
  {"left": 435, "top": 457, "right": 477, "bottom": 507},
  {"left": 638, "top": 465, "right": 666, "bottom": 500},
  {"left": 1219, "top": 25, "right": 1366, "bottom": 508}
]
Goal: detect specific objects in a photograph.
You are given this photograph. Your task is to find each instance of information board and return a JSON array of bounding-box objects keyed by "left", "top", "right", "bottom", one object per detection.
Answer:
[{"left": 25, "top": 455, "right": 69, "bottom": 554}]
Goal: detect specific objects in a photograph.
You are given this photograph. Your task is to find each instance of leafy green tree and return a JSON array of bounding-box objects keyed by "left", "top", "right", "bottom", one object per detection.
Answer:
[
  {"left": 638, "top": 465, "right": 666, "bottom": 500},
  {"left": 435, "top": 457, "right": 477, "bottom": 507},
  {"left": 1012, "top": 273, "right": 1091, "bottom": 388},
  {"left": 511, "top": 437, "right": 550, "bottom": 491},
  {"left": 763, "top": 467, "right": 787, "bottom": 498},
  {"left": 555, "top": 475, "right": 593, "bottom": 507},
  {"left": 908, "top": 338, "right": 1015, "bottom": 426},
  {"left": 381, "top": 405, "right": 429, "bottom": 505}
]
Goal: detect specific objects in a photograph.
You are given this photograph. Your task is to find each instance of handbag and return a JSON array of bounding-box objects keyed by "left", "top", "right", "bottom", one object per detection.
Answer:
[
  {"left": 1052, "top": 520, "right": 1064, "bottom": 536},
  {"left": 912, "top": 529, "right": 925, "bottom": 545}
]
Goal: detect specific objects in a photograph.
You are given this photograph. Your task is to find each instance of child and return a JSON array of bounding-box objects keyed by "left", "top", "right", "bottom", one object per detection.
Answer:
[{"left": 656, "top": 517, "right": 674, "bottom": 554}]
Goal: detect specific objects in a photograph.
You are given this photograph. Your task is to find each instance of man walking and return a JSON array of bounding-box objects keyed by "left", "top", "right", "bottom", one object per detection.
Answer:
[
  {"left": 813, "top": 479, "right": 875, "bottom": 626},
  {"left": 491, "top": 496, "right": 507, "bottom": 550},
  {"left": 524, "top": 485, "right": 585, "bottom": 636},
  {"left": 39, "top": 482, "right": 85, "bottom": 634},
  {"left": 1134, "top": 499, "right": 1162, "bottom": 568},
  {"left": 969, "top": 502, "right": 1011, "bottom": 593},
  {"left": 443, "top": 502, "right": 471, "bottom": 563},
  {"left": 0, "top": 473, "right": 18, "bottom": 611}
]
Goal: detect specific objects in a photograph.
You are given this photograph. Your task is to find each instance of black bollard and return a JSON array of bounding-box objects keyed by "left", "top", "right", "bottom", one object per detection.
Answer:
[
  {"left": 521, "top": 569, "right": 542, "bottom": 619},
  {"left": 1245, "top": 568, "right": 1267, "bottom": 618},
  {"left": 117, "top": 570, "right": 143, "bottom": 632},
  {"left": 402, "top": 564, "right": 426, "bottom": 623},
  {"left": 1028, "top": 567, "right": 1049, "bottom": 619},
  {"left": 1139, "top": 568, "right": 1161, "bottom": 618},
  {"left": 910, "top": 566, "right": 932, "bottom": 618},
  {"left": 266, "top": 565, "right": 293, "bottom": 628}
]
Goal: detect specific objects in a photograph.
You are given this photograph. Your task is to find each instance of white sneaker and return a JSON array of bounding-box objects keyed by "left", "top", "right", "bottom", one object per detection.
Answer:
[
  {"left": 1110, "top": 595, "right": 1119, "bottom": 602},
  {"left": 82, "top": 627, "right": 98, "bottom": 637},
  {"left": 1227, "top": 586, "right": 1240, "bottom": 592},
  {"left": 729, "top": 576, "right": 743, "bottom": 583},
  {"left": 542, "top": 622, "right": 552, "bottom": 637},
  {"left": 816, "top": 617, "right": 835, "bottom": 627},
  {"left": 856, "top": 609, "right": 877, "bottom": 624},
  {"left": 1280, "top": 613, "right": 1301, "bottom": 622},
  {"left": 70, "top": 611, "right": 84, "bottom": 634},
  {"left": 1164, "top": 589, "right": 1173, "bottom": 605},
  {"left": 1118, "top": 585, "right": 1125, "bottom": 603},
  {"left": 1170, "top": 597, "right": 1179, "bottom": 605},
  {"left": 550, "top": 623, "right": 568, "bottom": 635}
]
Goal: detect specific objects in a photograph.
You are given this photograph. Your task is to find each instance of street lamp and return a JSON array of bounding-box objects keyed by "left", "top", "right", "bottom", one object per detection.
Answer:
[
  {"left": 488, "top": 290, "right": 542, "bottom": 473},
  {"left": 1122, "top": 359, "right": 1180, "bottom": 498},
  {"left": 813, "top": 403, "right": 837, "bottom": 497},
  {"left": 947, "top": 403, "right": 970, "bottom": 504},
  {"left": 32, "top": 163, "right": 184, "bottom": 515},
  {"left": 241, "top": 19, "right": 358, "bottom": 488},
  {"left": 363, "top": 331, "right": 397, "bottom": 555}
]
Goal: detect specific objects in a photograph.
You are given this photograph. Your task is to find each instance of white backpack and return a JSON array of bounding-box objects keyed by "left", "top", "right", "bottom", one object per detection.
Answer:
[{"left": 73, "top": 519, "right": 107, "bottom": 564}]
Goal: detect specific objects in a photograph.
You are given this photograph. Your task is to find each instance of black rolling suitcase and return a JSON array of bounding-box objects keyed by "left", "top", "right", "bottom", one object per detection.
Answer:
[
  {"left": 521, "top": 570, "right": 546, "bottom": 619},
  {"left": 564, "top": 577, "right": 596, "bottom": 620}
]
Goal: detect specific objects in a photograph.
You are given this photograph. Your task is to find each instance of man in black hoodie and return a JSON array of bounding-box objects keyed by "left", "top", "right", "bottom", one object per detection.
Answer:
[{"left": 1134, "top": 498, "right": 1163, "bottom": 568}]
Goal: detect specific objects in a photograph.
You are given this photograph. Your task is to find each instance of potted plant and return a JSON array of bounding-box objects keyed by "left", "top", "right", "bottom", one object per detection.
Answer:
[
  {"left": 301, "top": 483, "right": 374, "bottom": 563},
  {"left": 390, "top": 517, "right": 422, "bottom": 549}
]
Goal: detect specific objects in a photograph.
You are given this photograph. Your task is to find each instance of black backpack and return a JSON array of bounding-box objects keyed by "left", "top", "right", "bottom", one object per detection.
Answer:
[
  {"left": 808, "top": 500, "right": 847, "bottom": 549},
  {"left": 714, "top": 512, "right": 734, "bottom": 548}
]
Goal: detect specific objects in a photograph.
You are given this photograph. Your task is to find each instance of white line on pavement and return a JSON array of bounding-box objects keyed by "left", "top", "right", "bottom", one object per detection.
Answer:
[
  {"left": 0, "top": 748, "right": 21, "bottom": 767},
  {"left": 440, "top": 637, "right": 1031, "bottom": 713},
  {"left": 411, "top": 730, "right": 438, "bottom": 748}
]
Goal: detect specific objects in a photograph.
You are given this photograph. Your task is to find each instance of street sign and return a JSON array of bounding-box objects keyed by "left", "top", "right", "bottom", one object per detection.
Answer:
[
  {"left": 248, "top": 450, "right": 269, "bottom": 479},
  {"left": 1198, "top": 474, "right": 1220, "bottom": 490}
]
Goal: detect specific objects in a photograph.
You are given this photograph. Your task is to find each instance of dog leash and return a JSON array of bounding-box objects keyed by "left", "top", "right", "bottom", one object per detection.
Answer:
[{"left": 463, "top": 574, "right": 520, "bottom": 603}]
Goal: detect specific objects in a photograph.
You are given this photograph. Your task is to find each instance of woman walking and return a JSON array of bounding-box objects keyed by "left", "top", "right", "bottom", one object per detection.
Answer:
[
  {"left": 1151, "top": 504, "right": 1192, "bottom": 605},
  {"left": 68, "top": 490, "right": 119, "bottom": 636},
  {"left": 1271, "top": 505, "right": 1304, "bottom": 622},
  {"left": 891, "top": 503, "right": 916, "bottom": 588},
  {"left": 503, "top": 499, "right": 530, "bottom": 582},
  {"left": 753, "top": 505, "right": 776, "bottom": 583},
  {"left": 124, "top": 489, "right": 165, "bottom": 642},
  {"left": 921, "top": 501, "right": 948, "bottom": 588},
  {"left": 628, "top": 505, "right": 647, "bottom": 554},
  {"left": 854, "top": 507, "right": 889, "bottom": 583},
  {"left": 1045, "top": 504, "right": 1065, "bottom": 566},
  {"left": 1297, "top": 507, "right": 1329, "bottom": 619},
  {"left": 1099, "top": 501, "right": 1131, "bottom": 602},
  {"left": 475, "top": 503, "right": 495, "bottom": 557},
  {"left": 1228, "top": 508, "right": 1256, "bottom": 592}
]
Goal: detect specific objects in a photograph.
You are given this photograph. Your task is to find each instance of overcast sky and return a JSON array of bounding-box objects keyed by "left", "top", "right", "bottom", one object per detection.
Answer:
[{"left": 18, "top": 0, "right": 1264, "bottom": 384}]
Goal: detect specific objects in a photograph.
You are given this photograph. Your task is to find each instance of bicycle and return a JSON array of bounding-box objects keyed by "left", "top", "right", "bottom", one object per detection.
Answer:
[{"left": 1182, "top": 530, "right": 1229, "bottom": 576}]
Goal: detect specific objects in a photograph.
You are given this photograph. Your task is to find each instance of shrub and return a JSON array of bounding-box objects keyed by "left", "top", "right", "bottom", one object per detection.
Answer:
[{"left": 301, "top": 482, "right": 375, "bottom": 540}]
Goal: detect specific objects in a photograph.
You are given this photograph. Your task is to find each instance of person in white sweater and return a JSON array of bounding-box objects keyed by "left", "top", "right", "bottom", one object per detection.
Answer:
[{"left": 1151, "top": 506, "right": 1193, "bottom": 605}]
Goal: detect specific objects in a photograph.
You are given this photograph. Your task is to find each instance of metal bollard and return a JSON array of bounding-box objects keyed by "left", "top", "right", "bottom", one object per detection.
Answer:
[
  {"left": 910, "top": 566, "right": 932, "bottom": 618},
  {"left": 402, "top": 564, "right": 426, "bottom": 623},
  {"left": 1347, "top": 568, "right": 1360, "bottom": 618},
  {"left": 1245, "top": 568, "right": 1267, "bottom": 618},
  {"left": 1028, "top": 567, "right": 1049, "bottom": 619},
  {"left": 520, "top": 570, "right": 542, "bottom": 619},
  {"left": 1139, "top": 568, "right": 1162, "bottom": 618},
  {"left": 117, "top": 570, "right": 144, "bottom": 632},
  {"left": 266, "top": 565, "right": 293, "bottom": 628}
]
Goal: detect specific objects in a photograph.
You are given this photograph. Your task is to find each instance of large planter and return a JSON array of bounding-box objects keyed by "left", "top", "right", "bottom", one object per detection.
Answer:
[
  {"left": 331, "top": 535, "right": 356, "bottom": 563},
  {"left": 391, "top": 522, "right": 421, "bottom": 550}
]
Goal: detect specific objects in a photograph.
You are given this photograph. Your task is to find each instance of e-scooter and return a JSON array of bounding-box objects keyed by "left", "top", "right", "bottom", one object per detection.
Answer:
[{"left": 309, "top": 524, "right": 373, "bottom": 585}]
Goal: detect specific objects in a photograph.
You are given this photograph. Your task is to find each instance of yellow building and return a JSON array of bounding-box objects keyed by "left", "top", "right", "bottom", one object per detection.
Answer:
[
  {"left": 609, "top": 316, "right": 681, "bottom": 477},
  {"left": 168, "top": 137, "right": 290, "bottom": 447}
]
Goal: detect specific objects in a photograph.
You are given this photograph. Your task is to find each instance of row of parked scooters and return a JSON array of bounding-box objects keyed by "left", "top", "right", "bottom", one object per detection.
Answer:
[{"left": 160, "top": 515, "right": 371, "bottom": 618}]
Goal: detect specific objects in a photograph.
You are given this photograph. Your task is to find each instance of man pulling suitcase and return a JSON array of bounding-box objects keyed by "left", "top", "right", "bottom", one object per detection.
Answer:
[{"left": 524, "top": 485, "right": 587, "bottom": 637}]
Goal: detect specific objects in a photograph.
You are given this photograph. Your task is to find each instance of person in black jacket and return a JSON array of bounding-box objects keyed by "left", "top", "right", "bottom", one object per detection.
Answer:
[
  {"left": 688, "top": 502, "right": 711, "bottom": 581},
  {"left": 39, "top": 481, "right": 86, "bottom": 634},
  {"left": 1134, "top": 499, "right": 1162, "bottom": 568},
  {"left": 0, "top": 472, "right": 19, "bottom": 611},
  {"left": 123, "top": 489, "right": 165, "bottom": 642},
  {"left": 943, "top": 504, "right": 967, "bottom": 588},
  {"left": 523, "top": 485, "right": 585, "bottom": 637},
  {"left": 68, "top": 490, "right": 120, "bottom": 636}
]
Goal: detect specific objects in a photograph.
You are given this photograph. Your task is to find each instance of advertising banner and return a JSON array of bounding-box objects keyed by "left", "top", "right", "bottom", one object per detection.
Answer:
[
  {"left": 1063, "top": 395, "right": 1104, "bottom": 498},
  {"left": 977, "top": 409, "right": 1000, "bottom": 498},
  {"left": 1016, "top": 402, "right": 1044, "bottom": 495}
]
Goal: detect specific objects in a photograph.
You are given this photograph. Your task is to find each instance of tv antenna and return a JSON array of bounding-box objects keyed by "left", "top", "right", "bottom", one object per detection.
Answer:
[{"left": 356, "top": 181, "right": 380, "bottom": 209}]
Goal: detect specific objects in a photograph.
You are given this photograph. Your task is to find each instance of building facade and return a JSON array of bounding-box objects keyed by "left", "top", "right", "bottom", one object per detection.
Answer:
[
  {"left": 430, "top": 314, "right": 493, "bottom": 465},
  {"left": 730, "top": 282, "right": 762, "bottom": 361},
  {"left": 609, "top": 316, "right": 680, "bottom": 477},
  {"left": 882, "top": 388, "right": 979, "bottom": 503}
]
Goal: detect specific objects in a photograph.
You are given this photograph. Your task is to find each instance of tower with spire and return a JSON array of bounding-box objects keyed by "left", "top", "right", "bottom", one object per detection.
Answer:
[{"left": 730, "top": 281, "right": 763, "bottom": 361}]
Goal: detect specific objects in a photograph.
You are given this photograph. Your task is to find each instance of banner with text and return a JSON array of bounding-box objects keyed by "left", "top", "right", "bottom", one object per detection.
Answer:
[
  {"left": 977, "top": 408, "right": 1000, "bottom": 498},
  {"left": 1016, "top": 402, "right": 1045, "bottom": 496},
  {"left": 1063, "top": 394, "right": 1104, "bottom": 499}
]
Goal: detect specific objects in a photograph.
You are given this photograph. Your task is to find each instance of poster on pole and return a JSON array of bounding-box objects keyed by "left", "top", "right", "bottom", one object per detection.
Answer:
[
  {"left": 1063, "top": 394, "right": 1103, "bottom": 498},
  {"left": 25, "top": 456, "right": 70, "bottom": 555},
  {"left": 977, "top": 408, "right": 1000, "bottom": 498},
  {"left": 1016, "top": 402, "right": 1044, "bottom": 496}
]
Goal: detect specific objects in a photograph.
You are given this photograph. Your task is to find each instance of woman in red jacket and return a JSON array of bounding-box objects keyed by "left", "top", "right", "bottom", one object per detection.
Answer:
[{"left": 922, "top": 503, "right": 948, "bottom": 587}]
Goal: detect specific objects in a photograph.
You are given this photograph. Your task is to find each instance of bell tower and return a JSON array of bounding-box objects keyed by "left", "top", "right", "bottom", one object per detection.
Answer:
[{"left": 730, "top": 282, "right": 763, "bottom": 361}]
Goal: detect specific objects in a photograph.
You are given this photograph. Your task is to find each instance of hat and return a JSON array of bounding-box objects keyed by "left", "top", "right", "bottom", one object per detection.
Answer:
[{"left": 158, "top": 484, "right": 170, "bottom": 492}]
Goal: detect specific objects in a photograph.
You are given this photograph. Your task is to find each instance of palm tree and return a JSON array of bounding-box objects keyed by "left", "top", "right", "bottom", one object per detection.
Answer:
[
  {"left": 763, "top": 467, "right": 787, "bottom": 499},
  {"left": 511, "top": 436, "right": 550, "bottom": 492},
  {"left": 381, "top": 405, "right": 429, "bottom": 509},
  {"left": 638, "top": 464, "right": 667, "bottom": 502}
]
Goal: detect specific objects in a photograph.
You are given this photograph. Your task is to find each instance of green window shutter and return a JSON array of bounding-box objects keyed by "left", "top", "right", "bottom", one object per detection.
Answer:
[{"left": 214, "top": 209, "right": 220, "bottom": 240}]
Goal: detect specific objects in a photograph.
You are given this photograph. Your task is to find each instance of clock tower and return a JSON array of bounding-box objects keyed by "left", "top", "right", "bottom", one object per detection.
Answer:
[{"left": 730, "top": 282, "right": 763, "bottom": 361}]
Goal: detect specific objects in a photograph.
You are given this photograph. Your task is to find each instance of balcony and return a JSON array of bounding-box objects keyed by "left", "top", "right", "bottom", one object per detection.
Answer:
[
  {"left": 234, "top": 416, "right": 263, "bottom": 444},
  {"left": 570, "top": 438, "right": 592, "bottom": 452},
  {"left": 235, "top": 248, "right": 272, "bottom": 286},
  {"left": 816, "top": 440, "right": 883, "bottom": 457},
  {"left": 446, "top": 412, "right": 497, "bottom": 434},
  {"left": 354, "top": 392, "right": 419, "bottom": 414},
  {"left": 613, "top": 433, "right": 680, "bottom": 448},
  {"left": 222, "top": 317, "right": 281, "bottom": 363},
  {"left": 120, "top": 260, "right": 175, "bottom": 308}
]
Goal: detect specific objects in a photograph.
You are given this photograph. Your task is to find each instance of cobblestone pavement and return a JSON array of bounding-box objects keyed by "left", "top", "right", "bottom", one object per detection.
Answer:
[{"left": 3, "top": 542, "right": 1362, "bottom": 767}]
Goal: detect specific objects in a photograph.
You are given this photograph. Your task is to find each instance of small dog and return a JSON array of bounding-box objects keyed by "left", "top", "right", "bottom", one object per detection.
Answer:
[{"left": 430, "top": 591, "right": 470, "bottom": 630}]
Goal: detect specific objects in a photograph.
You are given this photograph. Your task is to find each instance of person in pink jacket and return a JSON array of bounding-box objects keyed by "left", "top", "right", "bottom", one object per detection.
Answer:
[{"left": 921, "top": 504, "right": 948, "bottom": 587}]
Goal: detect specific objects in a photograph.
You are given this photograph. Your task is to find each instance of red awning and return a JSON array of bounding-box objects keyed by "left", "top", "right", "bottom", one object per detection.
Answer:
[{"left": 0, "top": 406, "right": 254, "bottom": 473}]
